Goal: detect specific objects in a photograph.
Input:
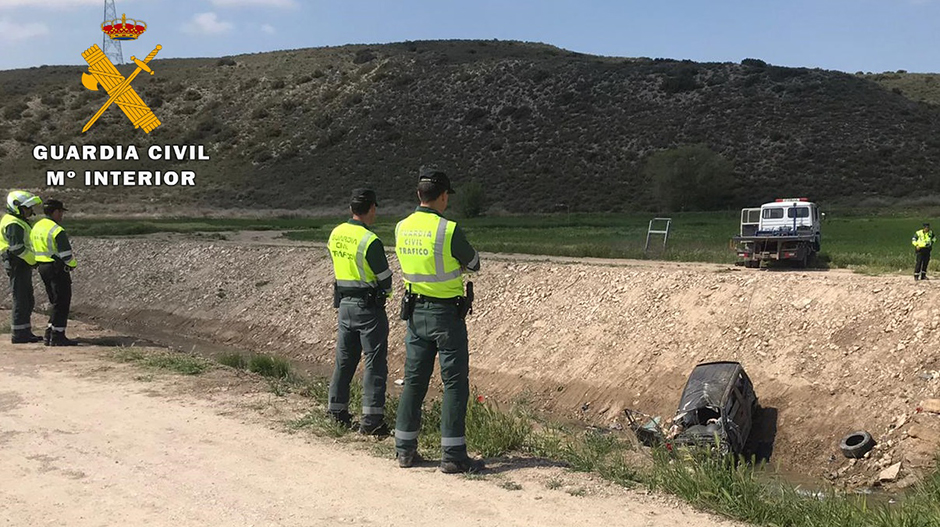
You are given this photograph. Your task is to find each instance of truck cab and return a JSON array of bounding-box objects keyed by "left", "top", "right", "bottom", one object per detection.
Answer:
[
  {"left": 756, "top": 198, "right": 821, "bottom": 240},
  {"left": 733, "top": 198, "right": 822, "bottom": 268}
]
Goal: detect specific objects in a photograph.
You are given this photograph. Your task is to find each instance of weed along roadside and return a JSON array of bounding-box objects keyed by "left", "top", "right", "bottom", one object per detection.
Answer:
[{"left": 101, "top": 343, "right": 940, "bottom": 527}]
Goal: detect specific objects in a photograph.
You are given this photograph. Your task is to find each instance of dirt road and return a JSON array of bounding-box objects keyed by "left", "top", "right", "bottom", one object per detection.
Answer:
[{"left": 0, "top": 332, "right": 737, "bottom": 527}]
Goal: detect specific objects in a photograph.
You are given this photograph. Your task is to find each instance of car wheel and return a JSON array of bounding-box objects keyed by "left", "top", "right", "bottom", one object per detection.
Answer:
[{"left": 839, "top": 430, "right": 875, "bottom": 458}]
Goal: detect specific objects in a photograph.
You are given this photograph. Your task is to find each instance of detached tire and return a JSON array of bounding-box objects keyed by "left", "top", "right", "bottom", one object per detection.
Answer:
[{"left": 840, "top": 431, "right": 875, "bottom": 458}]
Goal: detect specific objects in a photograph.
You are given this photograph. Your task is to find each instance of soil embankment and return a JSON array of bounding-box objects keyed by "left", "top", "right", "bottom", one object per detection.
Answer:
[{"left": 28, "top": 236, "right": 940, "bottom": 487}]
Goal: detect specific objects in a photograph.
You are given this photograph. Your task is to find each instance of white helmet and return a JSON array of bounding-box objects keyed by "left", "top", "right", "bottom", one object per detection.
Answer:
[{"left": 6, "top": 190, "right": 41, "bottom": 214}]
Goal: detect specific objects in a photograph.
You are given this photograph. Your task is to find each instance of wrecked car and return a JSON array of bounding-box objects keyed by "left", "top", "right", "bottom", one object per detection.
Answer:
[{"left": 666, "top": 361, "right": 759, "bottom": 455}]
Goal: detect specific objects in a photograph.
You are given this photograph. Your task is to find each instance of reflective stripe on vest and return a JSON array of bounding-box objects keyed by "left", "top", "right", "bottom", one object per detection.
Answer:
[
  {"left": 328, "top": 222, "right": 379, "bottom": 288},
  {"left": 0, "top": 213, "right": 34, "bottom": 264},
  {"left": 395, "top": 211, "right": 463, "bottom": 298},
  {"left": 31, "top": 218, "right": 61, "bottom": 262}
]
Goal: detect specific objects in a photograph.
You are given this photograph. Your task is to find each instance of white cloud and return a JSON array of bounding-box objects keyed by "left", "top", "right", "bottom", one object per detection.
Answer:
[
  {"left": 183, "top": 12, "right": 234, "bottom": 35},
  {"left": 208, "top": 0, "right": 298, "bottom": 8},
  {"left": 0, "top": 0, "right": 131, "bottom": 9},
  {"left": 261, "top": 23, "right": 275, "bottom": 35},
  {"left": 0, "top": 16, "right": 49, "bottom": 41}
]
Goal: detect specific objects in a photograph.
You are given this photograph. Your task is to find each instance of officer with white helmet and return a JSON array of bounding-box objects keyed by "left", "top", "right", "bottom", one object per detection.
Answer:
[{"left": 1, "top": 190, "right": 42, "bottom": 343}]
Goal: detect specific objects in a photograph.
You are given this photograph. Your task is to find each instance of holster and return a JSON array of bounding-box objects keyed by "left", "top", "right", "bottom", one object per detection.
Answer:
[
  {"left": 364, "top": 288, "right": 387, "bottom": 310},
  {"left": 456, "top": 281, "right": 474, "bottom": 320},
  {"left": 333, "top": 282, "right": 341, "bottom": 309},
  {"left": 399, "top": 286, "right": 416, "bottom": 321}
]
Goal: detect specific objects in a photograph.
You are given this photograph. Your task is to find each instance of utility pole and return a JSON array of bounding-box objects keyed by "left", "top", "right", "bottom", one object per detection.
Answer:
[{"left": 102, "top": 0, "right": 123, "bottom": 65}]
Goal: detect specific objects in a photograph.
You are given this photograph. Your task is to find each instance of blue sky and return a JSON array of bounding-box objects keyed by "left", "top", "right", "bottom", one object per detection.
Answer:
[{"left": 1, "top": 0, "right": 939, "bottom": 73}]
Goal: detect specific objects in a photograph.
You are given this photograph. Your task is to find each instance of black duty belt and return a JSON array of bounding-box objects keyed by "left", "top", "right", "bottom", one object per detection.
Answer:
[
  {"left": 415, "top": 295, "right": 460, "bottom": 305},
  {"left": 339, "top": 290, "right": 372, "bottom": 299}
]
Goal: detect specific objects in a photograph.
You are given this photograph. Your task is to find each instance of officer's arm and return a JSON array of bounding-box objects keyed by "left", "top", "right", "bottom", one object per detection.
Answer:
[
  {"left": 365, "top": 238, "right": 393, "bottom": 296},
  {"left": 54, "top": 230, "right": 77, "bottom": 268},
  {"left": 451, "top": 226, "right": 480, "bottom": 272},
  {"left": 5, "top": 223, "right": 35, "bottom": 265}
]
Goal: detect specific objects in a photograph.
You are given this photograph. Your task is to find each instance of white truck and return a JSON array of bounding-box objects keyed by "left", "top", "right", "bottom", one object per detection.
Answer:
[{"left": 732, "top": 198, "right": 822, "bottom": 268}]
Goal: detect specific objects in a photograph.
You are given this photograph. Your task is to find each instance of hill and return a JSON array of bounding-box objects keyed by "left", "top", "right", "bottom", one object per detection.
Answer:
[{"left": 2, "top": 40, "right": 940, "bottom": 213}]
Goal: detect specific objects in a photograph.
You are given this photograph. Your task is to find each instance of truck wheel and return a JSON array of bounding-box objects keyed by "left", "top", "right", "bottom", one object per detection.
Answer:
[
  {"left": 745, "top": 261, "right": 759, "bottom": 269},
  {"left": 839, "top": 431, "right": 875, "bottom": 458}
]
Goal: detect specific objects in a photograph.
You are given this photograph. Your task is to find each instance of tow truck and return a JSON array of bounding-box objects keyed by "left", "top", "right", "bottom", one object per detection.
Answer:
[{"left": 733, "top": 198, "right": 822, "bottom": 268}]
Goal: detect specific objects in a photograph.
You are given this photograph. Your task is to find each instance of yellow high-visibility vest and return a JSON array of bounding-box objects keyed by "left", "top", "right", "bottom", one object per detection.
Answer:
[
  {"left": 913, "top": 229, "right": 936, "bottom": 249},
  {"left": 0, "top": 214, "right": 35, "bottom": 265},
  {"left": 395, "top": 211, "right": 463, "bottom": 298},
  {"left": 31, "top": 217, "right": 77, "bottom": 268},
  {"left": 329, "top": 222, "right": 379, "bottom": 288}
]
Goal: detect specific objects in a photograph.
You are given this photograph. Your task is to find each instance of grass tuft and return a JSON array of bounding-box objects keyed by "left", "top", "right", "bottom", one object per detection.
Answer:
[
  {"left": 289, "top": 411, "right": 349, "bottom": 438},
  {"left": 110, "top": 347, "right": 209, "bottom": 375},
  {"left": 218, "top": 352, "right": 247, "bottom": 369},
  {"left": 248, "top": 354, "right": 292, "bottom": 379},
  {"left": 466, "top": 396, "right": 531, "bottom": 457}
]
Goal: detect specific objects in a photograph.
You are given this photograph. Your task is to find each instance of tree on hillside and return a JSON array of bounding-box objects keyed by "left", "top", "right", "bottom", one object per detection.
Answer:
[
  {"left": 456, "top": 179, "right": 487, "bottom": 218},
  {"left": 644, "top": 145, "right": 735, "bottom": 212}
]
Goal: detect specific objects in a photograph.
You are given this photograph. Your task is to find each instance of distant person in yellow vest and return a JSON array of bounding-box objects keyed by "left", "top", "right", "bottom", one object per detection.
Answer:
[
  {"left": 0, "top": 190, "right": 42, "bottom": 344},
  {"left": 394, "top": 167, "right": 483, "bottom": 474},
  {"left": 31, "top": 199, "right": 78, "bottom": 346},
  {"left": 326, "top": 189, "right": 393, "bottom": 435},
  {"left": 913, "top": 222, "right": 937, "bottom": 281}
]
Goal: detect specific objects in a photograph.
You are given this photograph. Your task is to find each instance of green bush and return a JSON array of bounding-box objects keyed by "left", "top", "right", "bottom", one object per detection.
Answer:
[
  {"left": 457, "top": 179, "right": 487, "bottom": 218},
  {"left": 645, "top": 145, "right": 735, "bottom": 212}
]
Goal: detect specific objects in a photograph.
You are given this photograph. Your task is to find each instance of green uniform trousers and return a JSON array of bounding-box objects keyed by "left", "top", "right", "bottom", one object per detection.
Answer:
[
  {"left": 395, "top": 301, "right": 470, "bottom": 462},
  {"left": 328, "top": 297, "right": 389, "bottom": 428},
  {"left": 5, "top": 257, "right": 34, "bottom": 333}
]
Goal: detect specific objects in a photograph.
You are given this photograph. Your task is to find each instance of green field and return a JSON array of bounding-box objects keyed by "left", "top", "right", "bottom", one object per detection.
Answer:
[{"left": 68, "top": 211, "right": 933, "bottom": 275}]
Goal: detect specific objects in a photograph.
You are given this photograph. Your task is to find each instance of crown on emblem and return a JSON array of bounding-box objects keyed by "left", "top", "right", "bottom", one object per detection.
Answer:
[{"left": 102, "top": 13, "right": 147, "bottom": 41}]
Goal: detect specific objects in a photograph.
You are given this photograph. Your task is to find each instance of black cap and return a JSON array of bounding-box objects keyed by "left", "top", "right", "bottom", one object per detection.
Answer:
[
  {"left": 350, "top": 188, "right": 378, "bottom": 207},
  {"left": 925, "top": 222, "right": 931, "bottom": 228},
  {"left": 43, "top": 199, "right": 67, "bottom": 214},
  {"left": 418, "top": 166, "right": 455, "bottom": 194}
]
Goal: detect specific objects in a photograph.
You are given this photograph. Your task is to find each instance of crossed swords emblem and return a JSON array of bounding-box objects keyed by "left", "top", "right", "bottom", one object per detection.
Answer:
[{"left": 80, "top": 44, "right": 162, "bottom": 134}]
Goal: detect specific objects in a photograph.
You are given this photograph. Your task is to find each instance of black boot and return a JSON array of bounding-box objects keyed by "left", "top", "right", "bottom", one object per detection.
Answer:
[
  {"left": 12, "top": 330, "right": 43, "bottom": 344},
  {"left": 359, "top": 422, "right": 390, "bottom": 437},
  {"left": 328, "top": 410, "right": 354, "bottom": 429},
  {"left": 43, "top": 327, "right": 52, "bottom": 346},
  {"left": 48, "top": 331, "right": 78, "bottom": 347}
]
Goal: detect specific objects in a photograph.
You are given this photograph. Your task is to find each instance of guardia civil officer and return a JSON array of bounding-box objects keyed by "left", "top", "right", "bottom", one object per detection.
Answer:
[
  {"left": 31, "top": 199, "right": 78, "bottom": 346},
  {"left": 394, "top": 167, "right": 483, "bottom": 474},
  {"left": 326, "top": 189, "right": 392, "bottom": 435},
  {"left": 913, "top": 222, "right": 937, "bottom": 281},
  {"left": 0, "top": 190, "right": 42, "bottom": 344}
]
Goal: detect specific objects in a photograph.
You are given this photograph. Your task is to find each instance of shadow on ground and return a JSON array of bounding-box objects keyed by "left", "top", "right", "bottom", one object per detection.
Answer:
[
  {"left": 77, "top": 335, "right": 162, "bottom": 348},
  {"left": 745, "top": 406, "right": 779, "bottom": 463}
]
